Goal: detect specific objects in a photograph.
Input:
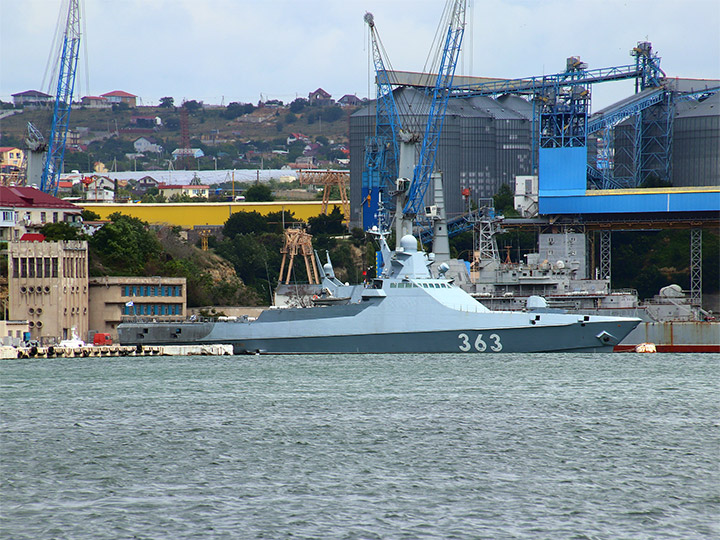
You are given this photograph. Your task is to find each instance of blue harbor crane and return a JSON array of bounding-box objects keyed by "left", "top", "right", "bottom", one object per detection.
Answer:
[
  {"left": 401, "top": 0, "right": 466, "bottom": 221},
  {"left": 40, "top": 0, "right": 82, "bottom": 195},
  {"left": 361, "top": 12, "right": 402, "bottom": 230},
  {"left": 362, "top": 0, "right": 466, "bottom": 233}
]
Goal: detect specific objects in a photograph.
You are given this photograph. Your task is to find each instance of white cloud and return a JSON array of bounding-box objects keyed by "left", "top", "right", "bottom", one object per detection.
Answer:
[{"left": 1, "top": 0, "right": 718, "bottom": 109}]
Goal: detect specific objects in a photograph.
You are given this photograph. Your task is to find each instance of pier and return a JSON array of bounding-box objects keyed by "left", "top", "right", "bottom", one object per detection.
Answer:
[{"left": 1, "top": 344, "right": 233, "bottom": 359}]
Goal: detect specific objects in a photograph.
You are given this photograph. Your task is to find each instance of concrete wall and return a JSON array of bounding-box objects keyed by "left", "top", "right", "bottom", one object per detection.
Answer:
[{"left": 8, "top": 241, "right": 89, "bottom": 343}]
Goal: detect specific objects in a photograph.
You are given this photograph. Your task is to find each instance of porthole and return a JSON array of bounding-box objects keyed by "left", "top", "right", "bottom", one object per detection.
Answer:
[
  {"left": 20, "top": 286, "right": 27, "bottom": 294},
  {"left": 64, "top": 308, "right": 68, "bottom": 315},
  {"left": 44, "top": 286, "right": 50, "bottom": 293},
  {"left": 28, "top": 286, "right": 35, "bottom": 293},
  {"left": 36, "top": 321, "right": 43, "bottom": 328},
  {"left": 64, "top": 286, "right": 67, "bottom": 293},
  {"left": 28, "top": 308, "right": 35, "bottom": 315},
  {"left": 28, "top": 321, "right": 35, "bottom": 328},
  {"left": 37, "top": 308, "right": 43, "bottom": 315},
  {"left": 83, "top": 307, "right": 87, "bottom": 314}
]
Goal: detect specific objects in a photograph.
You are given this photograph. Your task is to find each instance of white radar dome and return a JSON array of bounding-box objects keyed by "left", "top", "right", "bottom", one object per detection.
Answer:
[{"left": 399, "top": 234, "right": 418, "bottom": 252}]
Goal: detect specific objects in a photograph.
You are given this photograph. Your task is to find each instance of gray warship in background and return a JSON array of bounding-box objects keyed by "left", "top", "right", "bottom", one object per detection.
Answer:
[{"left": 118, "top": 227, "right": 640, "bottom": 354}]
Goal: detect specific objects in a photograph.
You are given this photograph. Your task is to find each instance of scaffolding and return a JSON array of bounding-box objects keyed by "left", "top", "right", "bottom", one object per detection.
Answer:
[
  {"left": 278, "top": 227, "right": 320, "bottom": 285},
  {"left": 297, "top": 169, "right": 350, "bottom": 224}
]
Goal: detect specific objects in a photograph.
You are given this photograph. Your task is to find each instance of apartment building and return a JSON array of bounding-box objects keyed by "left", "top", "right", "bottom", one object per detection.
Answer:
[{"left": 8, "top": 240, "right": 89, "bottom": 343}]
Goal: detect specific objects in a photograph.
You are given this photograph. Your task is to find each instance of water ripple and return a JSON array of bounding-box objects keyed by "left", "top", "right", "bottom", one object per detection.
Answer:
[{"left": 1, "top": 353, "right": 718, "bottom": 539}]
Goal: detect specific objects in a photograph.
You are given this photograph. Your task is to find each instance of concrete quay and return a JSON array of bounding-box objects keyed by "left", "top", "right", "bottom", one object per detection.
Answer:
[{"left": 1, "top": 344, "right": 233, "bottom": 359}]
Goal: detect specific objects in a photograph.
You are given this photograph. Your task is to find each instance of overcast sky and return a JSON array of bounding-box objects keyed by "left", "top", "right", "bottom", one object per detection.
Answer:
[{"left": 1, "top": 0, "right": 719, "bottom": 112}]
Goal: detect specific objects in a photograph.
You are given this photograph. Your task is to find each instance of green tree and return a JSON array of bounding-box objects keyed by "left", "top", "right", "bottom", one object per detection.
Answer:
[
  {"left": 183, "top": 100, "right": 203, "bottom": 113},
  {"left": 222, "top": 102, "right": 255, "bottom": 119},
  {"left": 308, "top": 207, "right": 346, "bottom": 235},
  {"left": 493, "top": 183, "right": 517, "bottom": 216},
  {"left": 88, "top": 213, "right": 162, "bottom": 275},
  {"left": 223, "top": 211, "right": 269, "bottom": 238},
  {"left": 40, "top": 222, "right": 80, "bottom": 241},
  {"left": 81, "top": 209, "right": 101, "bottom": 221},
  {"left": 159, "top": 96, "right": 174, "bottom": 108},
  {"left": 244, "top": 184, "right": 274, "bottom": 202},
  {"left": 264, "top": 210, "right": 299, "bottom": 233},
  {"left": 289, "top": 98, "right": 308, "bottom": 113}
]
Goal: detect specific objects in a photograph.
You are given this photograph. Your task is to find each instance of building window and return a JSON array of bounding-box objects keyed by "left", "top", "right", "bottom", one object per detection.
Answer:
[
  {"left": 28, "top": 258, "right": 35, "bottom": 278},
  {"left": 40, "top": 212, "right": 46, "bottom": 223},
  {"left": 53, "top": 212, "right": 58, "bottom": 223},
  {"left": 150, "top": 286, "right": 155, "bottom": 296},
  {"left": 52, "top": 258, "right": 58, "bottom": 278},
  {"left": 12, "top": 258, "right": 18, "bottom": 278},
  {"left": 36, "top": 258, "right": 43, "bottom": 278},
  {"left": 44, "top": 258, "right": 51, "bottom": 277}
]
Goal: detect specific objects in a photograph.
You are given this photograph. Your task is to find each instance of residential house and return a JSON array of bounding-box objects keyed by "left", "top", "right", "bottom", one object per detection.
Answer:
[
  {"left": 0, "top": 147, "right": 24, "bottom": 168},
  {"left": 171, "top": 148, "right": 204, "bottom": 160},
  {"left": 56, "top": 181, "right": 75, "bottom": 196},
  {"left": 11, "top": 90, "right": 52, "bottom": 108},
  {"left": 158, "top": 184, "right": 210, "bottom": 199},
  {"left": 338, "top": 94, "right": 361, "bottom": 107},
  {"left": 132, "top": 176, "right": 160, "bottom": 197},
  {"left": 130, "top": 116, "right": 160, "bottom": 128},
  {"left": 81, "top": 95, "right": 110, "bottom": 108},
  {"left": 101, "top": 90, "right": 137, "bottom": 108},
  {"left": 0, "top": 186, "right": 82, "bottom": 242},
  {"left": 308, "top": 88, "right": 333, "bottom": 106},
  {"left": 134, "top": 137, "right": 163, "bottom": 154},
  {"left": 286, "top": 133, "right": 310, "bottom": 146},
  {"left": 84, "top": 176, "right": 114, "bottom": 202}
]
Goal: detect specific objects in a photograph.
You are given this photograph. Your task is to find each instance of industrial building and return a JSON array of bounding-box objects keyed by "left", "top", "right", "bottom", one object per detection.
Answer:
[
  {"left": 350, "top": 78, "right": 720, "bottom": 228},
  {"left": 350, "top": 88, "right": 535, "bottom": 224}
]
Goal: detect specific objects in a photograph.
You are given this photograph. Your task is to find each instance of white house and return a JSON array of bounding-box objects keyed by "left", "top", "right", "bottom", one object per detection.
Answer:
[
  {"left": 171, "top": 148, "right": 204, "bottom": 160},
  {"left": 134, "top": 137, "right": 163, "bottom": 154},
  {"left": 84, "top": 176, "right": 115, "bottom": 202}
]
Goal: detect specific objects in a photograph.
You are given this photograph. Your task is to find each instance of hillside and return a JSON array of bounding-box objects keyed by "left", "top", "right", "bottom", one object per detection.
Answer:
[{"left": 0, "top": 99, "right": 362, "bottom": 173}]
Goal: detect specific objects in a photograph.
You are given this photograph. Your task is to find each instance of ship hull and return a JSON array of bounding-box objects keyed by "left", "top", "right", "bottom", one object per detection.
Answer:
[{"left": 118, "top": 314, "right": 638, "bottom": 355}]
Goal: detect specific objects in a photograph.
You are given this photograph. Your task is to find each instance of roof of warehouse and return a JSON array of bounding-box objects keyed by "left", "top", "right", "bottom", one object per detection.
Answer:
[{"left": 675, "top": 91, "right": 719, "bottom": 119}]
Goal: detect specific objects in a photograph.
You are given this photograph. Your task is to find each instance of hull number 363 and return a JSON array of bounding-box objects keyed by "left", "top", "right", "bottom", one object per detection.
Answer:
[{"left": 458, "top": 332, "right": 503, "bottom": 352}]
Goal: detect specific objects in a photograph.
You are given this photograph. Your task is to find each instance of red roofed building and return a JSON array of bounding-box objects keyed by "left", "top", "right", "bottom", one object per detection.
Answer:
[
  {"left": 308, "top": 88, "right": 333, "bottom": 106},
  {"left": 0, "top": 186, "right": 82, "bottom": 242},
  {"left": 81, "top": 95, "right": 110, "bottom": 108},
  {"left": 101, "top": 90, "right": 137, "bottom": 108}
]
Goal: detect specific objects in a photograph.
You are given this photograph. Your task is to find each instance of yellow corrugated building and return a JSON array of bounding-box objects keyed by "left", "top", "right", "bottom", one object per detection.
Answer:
[{"left": 79, "top": 201, "right": 342, "bottom": 228}]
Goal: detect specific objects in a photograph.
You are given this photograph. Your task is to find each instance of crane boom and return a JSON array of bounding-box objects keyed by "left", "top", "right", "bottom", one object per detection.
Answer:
[
  {"left": 402, "top": 0, "right": 466, "bottom": 218},
  {"left": 361, "top": 12, "right": 403, "bottom": 229},
  {"left": 40, "top": 0, "right": 81, "bottom": 195}
]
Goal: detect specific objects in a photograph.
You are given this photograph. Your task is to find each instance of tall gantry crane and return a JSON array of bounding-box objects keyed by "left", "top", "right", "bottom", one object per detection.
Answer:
[
  {"left": 401, "top": 0, "right": 466, "bottom": 220},
  {"left": 40, "top": 0, "right": 82, "bottom": 195},
  {"left": 362, "top": 0, "right": 466, "bottom": 236},
  {"left": 361, "top": 12, "right": 402, "bottom": 230}
]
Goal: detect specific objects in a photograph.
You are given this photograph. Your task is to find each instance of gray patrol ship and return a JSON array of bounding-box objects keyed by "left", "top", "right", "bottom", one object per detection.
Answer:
[{"left": 118, "top": 230, "right": 640, "bottom": 354}]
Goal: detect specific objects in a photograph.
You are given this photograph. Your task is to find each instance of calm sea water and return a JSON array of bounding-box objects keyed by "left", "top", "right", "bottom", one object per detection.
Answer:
[{"left": 1, "top": 353, "right": 718, "bottom": 539}]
